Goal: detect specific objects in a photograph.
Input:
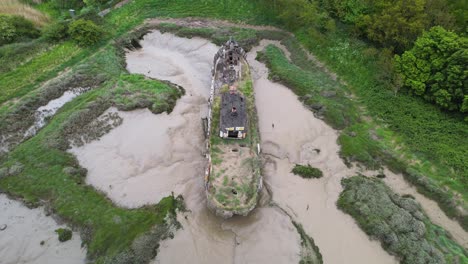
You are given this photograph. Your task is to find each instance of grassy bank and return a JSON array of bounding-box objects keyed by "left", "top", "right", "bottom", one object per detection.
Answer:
[
  {"left": 292, "top": 222, "right": 323, "bottom": 264},
  {"left": 296, "top": 28, "right": 467, "bottom": 188},
  {"left": 338, "top": 176, "right": 467, "bottom": 264}
]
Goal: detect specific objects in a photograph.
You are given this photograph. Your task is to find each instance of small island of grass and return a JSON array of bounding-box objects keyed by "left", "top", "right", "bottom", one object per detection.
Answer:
[{"left": 292, "top": 164, "right": 323, "bottom": 179}]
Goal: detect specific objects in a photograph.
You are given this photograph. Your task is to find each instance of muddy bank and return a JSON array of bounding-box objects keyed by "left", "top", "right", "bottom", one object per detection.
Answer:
[
  {"left": 72, "top": 31, "right": 307, "bottom": 263},
  {"left": 70, "top": 31, "right": 218, "bottom": 208},
  {"left": 381, "top": 168, "right": 468, "bottom": 247},
  {"left": 154, "top": 206, "right": 302, "bottom": 264},
  {"left": 0, "top": 194, "right": 85, "bottom": 264},
  {"left": 248, "top": 40, "right": 397, "bottom": 264}
]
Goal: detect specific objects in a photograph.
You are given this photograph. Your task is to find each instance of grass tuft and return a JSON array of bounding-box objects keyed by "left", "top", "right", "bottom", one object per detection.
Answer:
[{"left": 292, "top": 164, "right": 323, "bottom": 179}]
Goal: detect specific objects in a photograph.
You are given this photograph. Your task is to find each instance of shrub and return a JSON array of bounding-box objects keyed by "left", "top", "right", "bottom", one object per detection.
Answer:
[
  {"left": 292, "top": 164, "right": 323, "bottom": 179},
  {"left": 42, "top": 20, "right": 69, "bottom": 41},
  {"left": 68, "top": 19, "right": 102, "bottom": 46},
  {"left": 9, "top": 15, "right": 40, "bottom": 40},
  {"left": 0, "top": 15, "right": 16, "bottom": 45},
  {"left": 55, "top": 228, "right": 72, "bottom": 242},
  {"left": 0, "top": 14, "right": 39, "bottom": 45}
]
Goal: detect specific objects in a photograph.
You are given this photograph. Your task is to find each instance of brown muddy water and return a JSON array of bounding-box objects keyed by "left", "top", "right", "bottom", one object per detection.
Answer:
[
  {"left": 69, "top": 31, "right": 463, "bottom": 263},
  {"left": 0, "top": 194, "right": 85, "bottom": 264}
]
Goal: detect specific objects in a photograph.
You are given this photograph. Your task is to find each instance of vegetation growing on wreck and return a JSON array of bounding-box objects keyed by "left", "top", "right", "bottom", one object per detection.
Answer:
[
  {"left": 337, "top": 176, "right": 468, "bottom": 264},
  {"left": 207, "top": 66, "right": 262, "bottom": 214},
  {"left": 292, "top": 165, "right": 323, "bottom": 179}
]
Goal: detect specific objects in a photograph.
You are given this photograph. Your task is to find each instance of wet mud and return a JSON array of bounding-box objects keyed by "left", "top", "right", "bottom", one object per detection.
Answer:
[
  {"left": 0, "top": 194, "right": 85, "bottom": 264},
  {"left": 70, "top": 30, "right": 464, "bottom": 263}
]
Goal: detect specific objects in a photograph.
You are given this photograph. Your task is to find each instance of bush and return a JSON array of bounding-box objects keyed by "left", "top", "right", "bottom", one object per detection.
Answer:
[
  {"left": 42, "top": 20, "right": 69, "bottom": 41},
  {"left": 292, "top": 164, "right": 323, "bottom": 179},
  {"left": 0, "top": 14, "right": 39, "bottom": 45},
  {"left": 68, "top": 19, "right": 102, "bottom": 46},
  {"left": 55, "top": 228, "right": 72, "bottom": 242},
  {"left": 0, "top": 15, "right": 16, "bottom": 45}
]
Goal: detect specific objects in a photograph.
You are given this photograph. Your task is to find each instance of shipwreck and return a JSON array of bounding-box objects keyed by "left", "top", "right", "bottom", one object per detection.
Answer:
[{"left": 204, "top": 38, "right": 262, "bottom": 218}]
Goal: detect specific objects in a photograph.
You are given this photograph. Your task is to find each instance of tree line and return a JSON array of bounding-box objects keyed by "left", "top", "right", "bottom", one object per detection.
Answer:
[{"left": 261, "top": 0, "right": 467, "bottom": 115}]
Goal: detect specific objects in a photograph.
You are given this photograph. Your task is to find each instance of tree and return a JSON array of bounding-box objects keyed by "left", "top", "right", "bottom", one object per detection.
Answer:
[
  {"left": 271, "top": 0, "right": 335, "bottom": 32},
  {"left": 356, "top": 0, "right": 427, "bottom": 52},
  {"left": 395, "top": 26, "right": 467, "bottom": 113}
]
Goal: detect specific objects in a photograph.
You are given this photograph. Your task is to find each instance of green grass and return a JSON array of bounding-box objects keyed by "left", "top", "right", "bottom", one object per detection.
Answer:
[
  {"left": 105, "top": 0, "right": 279, "bottom": 36},
  {"left": 0, "top": 39, "right": 50, "bottom": 74},
  {"left": 338, "top": 176, "right": 467, "bottom": 264},
  {"left": 292, "top": 222, "right": 323, "bottom": 264},
  {"left": 295, "top": 28, "right": 467, "bottom": 190},
  {"left": 112, "top": 74, "right": 184, "bottom": 113},
  {"left": 0, "top": 38, "right": 185, "bottom": 261},
  {"left": 155, "top": 23, "right": 287, "bottom": 51},
  {"left": 0, "top": 42, "right": 85, "bottom": 105},
  {"left": 292, "top": 164, "right": 323, "bottom": 179}
]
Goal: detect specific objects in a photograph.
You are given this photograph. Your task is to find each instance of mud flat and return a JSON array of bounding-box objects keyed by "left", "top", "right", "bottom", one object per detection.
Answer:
[
  {"left": 250, "top": 40, "right": 398, "bottom": 264},
  {"left": 71, "top": 31, "right": 305, "bottom": 263},
  {"left": 155, "top": 207, "right": 301, "bottom": 264},
  {"left": 0, "top": 194, "right": 85, "bottom": 264},
  {"left": 70, "top": 31, "right": 218, "bottom": 208}
]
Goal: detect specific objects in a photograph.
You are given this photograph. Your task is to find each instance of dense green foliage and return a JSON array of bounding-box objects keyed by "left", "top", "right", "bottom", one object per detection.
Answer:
[
  {"left": 296, "top": 28, "right": 467, "bottom": 194},
  {"left": 338, "top": 176, "right": 467, "bottom": 263},
  {"left": 317, "top": 0, "right": 466, "bottom": 51},
  {"left": 68, "top": 19, "right": 102, "bottom": 46},
  {"left": 395, "top": 26, "right": 467, "bottom": 113},
  {"left": 42, "top": 20, "right": 70, "bottom": 41},
  {"left": 292, "top": 164, "right": 323, "bottom": 179},
  {"left": 0, "top": 14, "right": 40, "bottom": 45},
  {"left": 272, "top": 0, "right": 334, "bottom": 32}
]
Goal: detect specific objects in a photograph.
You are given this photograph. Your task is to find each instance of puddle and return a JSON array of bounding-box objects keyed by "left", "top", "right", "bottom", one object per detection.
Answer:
[
  {"left": 0, "top": 194, "right": 85, "bottom": 264},
  {"left": 24, "top": 88, "right": 88, "bottom": 139}
]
